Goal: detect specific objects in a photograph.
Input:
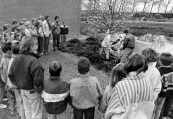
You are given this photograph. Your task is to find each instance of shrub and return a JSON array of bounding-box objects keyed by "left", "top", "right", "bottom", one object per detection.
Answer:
[
  {"left": 67, "top": 38, "right": 81, "bottom": 44},
  {"left": 155, "top": 14, "right": 163, "bottom": 19}
]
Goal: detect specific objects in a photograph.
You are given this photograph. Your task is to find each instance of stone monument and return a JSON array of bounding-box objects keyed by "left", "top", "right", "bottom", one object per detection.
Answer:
[{"left": 0, "top": 0, "right": 81, "bottom": 36}]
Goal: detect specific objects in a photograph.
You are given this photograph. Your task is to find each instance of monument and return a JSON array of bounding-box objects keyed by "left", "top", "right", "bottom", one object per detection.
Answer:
[{"left": 0, "top": 0, "right": 81, "bottom": 36}]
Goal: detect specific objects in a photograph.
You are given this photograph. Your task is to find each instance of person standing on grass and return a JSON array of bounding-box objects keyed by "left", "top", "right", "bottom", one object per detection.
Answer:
[
  {"left": 69, "top": 57, "right": 103, "bottom": 119},
  {"left": 120, "top": 29, "right": 135, "bottom": 63},
  {"left": 52, "top": 16, "right": 60, "bottom": 51},
  {"left": 60, "top": 21, "right": 68, "bottom": 49},
  {"left": 142, "top": 48, "right": 161, "bottom": 101},
  {"left": 7, "top": 42, "right": 25, "bottom": 119},
  {"left": 100, "top": 30, "right": 114, "bottom": 60},
  {"left": 36, "top": 20, "right": 44, "bottom": 55},
  {"left": 8, "top": 37, "right": 44, "bottom": 119},
  {"left": 43, "top": 15, "right": 51, "bottom": 54},
  {"left": 42, "top": 61, "right": 69, "bottom": 119}
]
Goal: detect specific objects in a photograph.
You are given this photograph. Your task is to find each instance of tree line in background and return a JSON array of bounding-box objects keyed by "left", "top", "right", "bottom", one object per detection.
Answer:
[
  {"left": 81, "top": 0, "right": 173, "bottom": 35},
  {"left": 82, "top": 0, "right": 173, "bottom": 13}
]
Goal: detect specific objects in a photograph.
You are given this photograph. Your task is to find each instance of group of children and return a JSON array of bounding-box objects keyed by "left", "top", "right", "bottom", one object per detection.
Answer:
[{"left": 0, "top": 14, "right": 69, "bottom": 56}]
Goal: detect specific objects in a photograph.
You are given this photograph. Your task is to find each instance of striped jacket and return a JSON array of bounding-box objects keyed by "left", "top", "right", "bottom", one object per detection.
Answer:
[{"left": 105, "top": 72, "right": 154, "bottom": 119}]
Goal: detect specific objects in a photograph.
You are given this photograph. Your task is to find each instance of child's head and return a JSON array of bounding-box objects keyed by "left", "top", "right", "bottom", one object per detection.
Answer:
[
  {"left": 142, "top": 48, "right": 157, "bottom": 63},
  {"left": 1, "top": 42, "right": 12, "bottom": 54},
  {"left": 20, "top": 37, "right": 38, "bottom": 54},
  {"left": 124, "top": 54, "right": 148, "bottom": 74},
  {"left": 49, "top": 61, "right": 62, "bottom": 77},
  {"left": 159, "top": 52, "right": 173, "bottom": 66},
  {"left": 78, "top": 57, "right": 90, "bottom": 74},
  {"left": 11, "top": 41, "right": 20, "bottom": 54},
  {"left": 110, "top": 63, "right": 126, "bottom": 88}
]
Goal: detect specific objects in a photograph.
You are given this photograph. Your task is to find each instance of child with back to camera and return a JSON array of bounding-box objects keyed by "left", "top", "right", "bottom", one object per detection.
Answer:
[
  {"left": 69, "top": 57, "right": 103, "bottom": 119},
  {"left": 99, "top": 63, "right": 126, "bottom": 113}
]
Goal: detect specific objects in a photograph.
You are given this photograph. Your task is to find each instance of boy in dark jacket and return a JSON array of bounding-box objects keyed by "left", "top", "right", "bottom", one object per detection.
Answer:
[
  {"left": 60, "top": 22, "right": 68, "bottom": 49},
  {"left": 42, "top": 61, "right": 69, "bottom": 119},
  {"left": 153, "top": 52, "right": 173, "bottom": 119},
  {"left": 8, "top": 37, "right": 44, "bottom": 119}
]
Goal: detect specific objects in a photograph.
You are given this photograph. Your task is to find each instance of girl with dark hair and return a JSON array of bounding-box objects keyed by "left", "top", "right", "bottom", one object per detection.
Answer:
[
  {"left": 99, "top": 63, "right": 126, "bottom": 113},
  {"left": 104, "top": 54, "right": 154, "bottom": 119}
]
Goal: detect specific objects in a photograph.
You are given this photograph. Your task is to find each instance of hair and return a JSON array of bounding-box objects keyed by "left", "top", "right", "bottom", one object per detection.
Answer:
[
  {"left": 12, "top": 43, "right": 20, "bottom": 54},
  {"left": 1, "top": 42, "right": 12, "bottom": 53},
  {"left": 20, "top": 37, "right": 35, "bottom": 53},
  {"left": 123, "top": 29, "right": 129, "bottom": 34},
  {"left": 49, "top": 61, "right": 62, "bottom": 76},
  {"left": 45, "top": 15, "right": 50, "bottom": 20},
  {"left": 2, "top": 25, "right": 8, "bottom": 31},
  {"left": 12, "top": 20, "right": 17, "bottom": 25},
  {"left": 110, "top": 64, "right": 126, "bottom": 88},
  {"left": 54, "top": 16, "right": 59, "bottom": 20},
  {"left": 78, "top": 57, "right": 90, "bottom": 74},
  {"left": 124, "top": 54, "right": 148, "bottom": 74},
  {"left": 159, "top": 52, "right": 173, "bottom": 66},
  {"left": 142, "top": 48, "right": 157, "bottom": 63}
]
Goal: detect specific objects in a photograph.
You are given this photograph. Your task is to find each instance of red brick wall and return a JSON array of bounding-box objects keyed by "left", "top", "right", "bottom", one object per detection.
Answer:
[{"left": 0, "top": 0, "right": 81, "bottom": 36}]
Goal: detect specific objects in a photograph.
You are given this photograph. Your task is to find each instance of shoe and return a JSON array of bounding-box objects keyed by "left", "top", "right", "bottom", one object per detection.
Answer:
[
  {"left": 40, "top": 53, "right": 44, "bottom": 55},
  {"left": 0, "top": 104, "right": 7, "bottom": 109},
  {"left": 2, "top": 98, "right": 8, "bottom": 102},
  {"left": 45, "top": 52, "right": 48, "bottom": 55}
]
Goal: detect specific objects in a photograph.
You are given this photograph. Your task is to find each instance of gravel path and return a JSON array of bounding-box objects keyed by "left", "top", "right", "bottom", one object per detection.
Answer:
[{"left": 0, "top": 50, "right": 109, "bottom": 119}]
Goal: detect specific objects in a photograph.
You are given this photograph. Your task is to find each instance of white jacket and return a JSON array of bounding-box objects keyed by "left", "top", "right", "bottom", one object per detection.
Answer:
[
  {"left": 145, "top": 63, "right": 161, "bottom": 101},
  {"left": 42, "top": 20, "right": 51, "bottom": 37}
]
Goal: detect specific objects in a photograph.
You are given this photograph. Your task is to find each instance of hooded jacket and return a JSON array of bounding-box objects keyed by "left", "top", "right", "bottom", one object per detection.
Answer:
[{"left": 8, "top": 51, "right": 44, "bottom": 90}]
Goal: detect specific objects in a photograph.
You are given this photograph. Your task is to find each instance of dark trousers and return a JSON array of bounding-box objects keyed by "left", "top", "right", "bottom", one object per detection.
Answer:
[
  {"left": 37, "top": 36, "right": 44, "bottom": 53},
  {"left": 73, "top": 107, "right": 95, "bottom": 119},
  {"left": 44, "top": 36, "right": 49, "bottom": 53},
  {"left": 163, "top": 96, "right": 173, "bottom": 117},
  {"left": 53, "top": 34, "right": 60, "bottom": 49}
]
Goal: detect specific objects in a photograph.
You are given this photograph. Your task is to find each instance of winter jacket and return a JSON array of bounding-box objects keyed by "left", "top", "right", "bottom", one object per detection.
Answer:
[
  {"left": 60, "top": 25, "right": 68, "bottom": 35},
  {"left": 52, "top": 21, "right": 60, "bottom": 34},
  {"left": 42, "top": 20, "right": 51, "bottom": 37},
  {"left": 8, "top": 51, "right": 44, "bottom": 90},
  {"left": 69, "top": 73, "right": 103, "bottom": 109},
  {"left": 42, "top": 76, "right": 69, "bottom": 114},
  {"left": 105, "top": 72, "right": 154, "bottom": 119},
  {"left": 122, "top": 33, "right": 135, "bottom": 50},
  {"left": 157, "top": 66, "right": 173, "bottom": 97},
  {"left": 144, "top": 63, "right": 161, "bottom": 101}
]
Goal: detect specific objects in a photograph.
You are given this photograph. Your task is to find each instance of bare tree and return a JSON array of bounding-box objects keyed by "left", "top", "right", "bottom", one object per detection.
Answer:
[
  {"left": 143, "top": 0, "right": 149, "bottom": 12},
  {"left": 150, "top": 0, "right": 155, "bottom": 13},
  {"left": 165, "top": 0, "right": 172, "bottom": 13},
  {"left": 156, "top": 0, "right": 164, "bottom": 12}
]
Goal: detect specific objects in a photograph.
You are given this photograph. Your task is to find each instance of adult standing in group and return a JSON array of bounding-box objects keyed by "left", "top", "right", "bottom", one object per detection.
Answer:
[
  {"left": 24, "top": 21, "right": 31, "bottom": 37},
  {"left": 60, "top": 21, "right": 68, "bottom": 49},
  {"left": 52, "top": 16, "right": 60, "bottom": 51},
  {"left": 120, "top": 29, "right": 135, "bottom": 63},
  {"left": 8, "top": 37, "right": 44, "bottom": 119},
  {"left": 42, "top": 15, "right": 51, "bottom": 54}
]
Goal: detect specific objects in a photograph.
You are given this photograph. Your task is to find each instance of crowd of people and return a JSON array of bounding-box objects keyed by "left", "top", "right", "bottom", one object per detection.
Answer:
[
  {"left": 0, "top": 14, "right": 69, "bottom": 55},
  {"left": 0, "top": 15, "right": 173, "bottom": 119}
]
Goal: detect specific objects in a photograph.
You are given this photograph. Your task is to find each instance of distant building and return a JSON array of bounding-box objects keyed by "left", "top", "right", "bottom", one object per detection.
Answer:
[{"left": 0, "top": 0, "right": 81, "bottom": 36}]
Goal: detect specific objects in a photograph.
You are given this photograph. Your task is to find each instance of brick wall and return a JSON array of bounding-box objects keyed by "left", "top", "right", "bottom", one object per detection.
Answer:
[{"left": 0, "top": 0, "right": 81, "bottom": 36}]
